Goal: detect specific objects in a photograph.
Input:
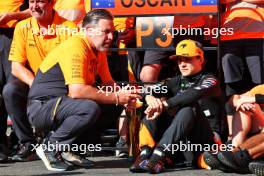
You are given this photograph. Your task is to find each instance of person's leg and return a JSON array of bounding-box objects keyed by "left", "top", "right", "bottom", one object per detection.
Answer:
[
  {"left": 158, "top": 106, "right": 214, "bottom": 148},
  {"left": 232, "top": 110, "right": 252, "bottom": 147},
  {"left": 244, "top": 39, "right": 264, "bottom": 84},
  {"left": 147, "top": 106, "right": 214, "bottom": 174},
  {"left": 232, "top": 103, "right": 264, "bottom": 148},
  {"left": 140, "top": 51, "right": 169, "bottom": 82},
  {"left": 250, "top": 104, "right": 264, "bottom": 133},
  {"left": 28, "top": 98, "right": 101, "bottom": 171},
  {"left": 3, "top": 79, "right": 31, "bottom": 143},
  {"left": 130, "top": 112, "right": 171, "bottom": 173},
  {"left": 3, "top": 79, "right": 36, "bottom": 161},
  {"left": 0, "top": 28, "right": 14, "bottom": 162},
  {"left": 48, "top": 98, "right": 101, "bottom": 145},
  {"left": 127, "top": 50, "right": 145, "bottom": 81},
  {"left": 222, "top": 40, "right": 244, "bottom": 142}
]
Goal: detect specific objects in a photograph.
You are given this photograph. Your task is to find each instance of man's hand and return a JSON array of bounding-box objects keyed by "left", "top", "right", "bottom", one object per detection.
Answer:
[
  {"left": 11, "top": 62, "right": 35, "bottom": 87},
  {"left": 118, "top": 91, "right": 141, "bottom": 105},
  {"left": 238, "top": 103, "right": 255, "bottom": 111},
  {"left": 235, "top": 95, "right": 256, "bottom": 111},
  {"left": 145, "top": 106, "right": 161, "bottom": 120},
  {"left": 0, "top": 10, "right": 31, "bottom": 25},
  {"left": 144, "top": 95, "right": 163, "bottom": 120}
]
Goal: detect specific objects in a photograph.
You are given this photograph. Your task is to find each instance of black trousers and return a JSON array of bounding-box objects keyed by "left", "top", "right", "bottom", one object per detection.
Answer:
[
  {"left": 143, "top": 106, "right": 214, "bottom": 157},
  {"left": 27, "top": 96, "right": 122, "bottom": 145},
  {"left": 0, "top": 28, "right": 15, "bottom": 144},
  {"left": 3, "top": 79, "right": 34, "bottom": 144}
]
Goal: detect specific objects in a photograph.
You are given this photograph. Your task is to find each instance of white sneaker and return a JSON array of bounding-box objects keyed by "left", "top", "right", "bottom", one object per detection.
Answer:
[
  {"left": 36, "top": 144, "right": 68, "bottom": 171},
  {"left": 61, "top": 152, "right": 95, "bottom": 167}
]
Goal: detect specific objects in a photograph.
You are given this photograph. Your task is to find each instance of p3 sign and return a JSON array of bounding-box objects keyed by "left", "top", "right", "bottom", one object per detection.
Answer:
[{"left": 136, "top": 16, "right": 174, "bottom": 48}]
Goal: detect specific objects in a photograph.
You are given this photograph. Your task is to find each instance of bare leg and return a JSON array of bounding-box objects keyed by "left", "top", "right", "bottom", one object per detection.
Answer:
[
  {"left": 140, "top": 64, "right": 161, "bottom": 82},
  {"left": 227, "top": 115, "right": 233, "bottom": 141},
  {"left": 119, "top": 110, "right": 128, "bottom": 140},
  {"left": 250, "top": 104, "right": 264, "bottom": 134},
  {"left": 232, "top": 110, "right": 252, "bottom": 147},
  {"left": 239, "top": 132, "right": 264, "bottom": 159}
]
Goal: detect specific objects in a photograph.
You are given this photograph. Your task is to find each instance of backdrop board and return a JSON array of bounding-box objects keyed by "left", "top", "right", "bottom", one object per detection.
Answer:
[
  {"left": 91, "top": 0, "right": 217, "bottom": 16},
  {"left": 136, "top": 16, "right": 175, "bottom": 48}
]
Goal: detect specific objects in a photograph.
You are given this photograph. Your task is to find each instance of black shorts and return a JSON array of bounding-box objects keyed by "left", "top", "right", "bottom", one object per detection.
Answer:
[
  {"left": 222, "top": 39, "right": 264, "bottom": 84},
  {"left": 127, "top": 50, "right": 172, "bottom": 81}
]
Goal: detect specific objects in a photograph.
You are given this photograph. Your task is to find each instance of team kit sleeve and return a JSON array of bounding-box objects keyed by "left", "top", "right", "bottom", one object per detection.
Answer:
[
  {"left": 58, "top": 39, "right": 87, "bottom": 85},
  {"left": 247, "top": 84, "right": 264, "bottom": 96},
  {"left": 9, "top": 22, "right": 27, "bottom": 63},
  {"left": 247, "top": 84, "right": 264, "bottom": 104},
  {"left": 166, "top": 75, "right": 221, "bottom": 109}
]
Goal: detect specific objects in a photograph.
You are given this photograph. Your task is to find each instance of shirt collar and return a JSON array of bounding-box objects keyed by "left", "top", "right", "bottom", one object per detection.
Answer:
[{"left": 83, "top": 37, "right": 98, "bottom": 60}]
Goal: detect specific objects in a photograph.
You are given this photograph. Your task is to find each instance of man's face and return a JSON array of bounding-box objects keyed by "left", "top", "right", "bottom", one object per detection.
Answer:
[
  {"left": 29, "top": 0, "right": 53, "bottom": 21},
  {"left": 177, "top": 56, "right": 203, "bottom": 76},
  {"left": 86, "top": 19, "right": 114, "bottom": 52}
]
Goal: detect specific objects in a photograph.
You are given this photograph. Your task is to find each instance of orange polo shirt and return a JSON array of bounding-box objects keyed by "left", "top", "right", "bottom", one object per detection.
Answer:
[
  {"left": 40, "top": 36, "right": 113, "bottom": 85},
  {"left": 221, "top": 0, "right": 264, "bottom": 40},
  {"left": 247, "top": 84, "right": 264, "bottom": 96},
  {"left": 0, "top": 0, "right": 24, "bottom": 28},
  {"left": 9, "top": 13, "right": 77, "bottom": 74},
  {"left": 54, "top": 0, "right": 91, "bottom": 25}
]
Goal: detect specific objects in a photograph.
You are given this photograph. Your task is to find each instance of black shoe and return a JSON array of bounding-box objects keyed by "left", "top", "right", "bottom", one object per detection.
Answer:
[
  {"left": 217, "top": 150, "right": 251, "bottom": 174},
  {"left": 61, "top": 151, "right": 95, "bottom": 167},
  {"left": 129, "top": 146, "right": 152, "bottom": 173},
  {"left": 36, "top": 142, "right": 68, "bottom": 171},
  {"left": 130, "top": 155, "right": 149, "bottom": 173},
  {"left": 203, "top": 151, "right": 232, "bottom": 172},
  {"left": 249, "top": 161, "right": 264, "bottom": 176},
  {"left": 12, "top": 142, "right": 37, "bottom": 162},
  {"left": 147, "top": 149, "right": 165, "bottom": 174},
  {"left": 0, "top": 144, "right": 8, "bottom": 163}
]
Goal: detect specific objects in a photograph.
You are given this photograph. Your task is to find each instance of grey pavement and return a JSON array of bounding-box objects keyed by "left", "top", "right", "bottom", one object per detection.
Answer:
[{"left": 0, "top": 156, "right": 255, "bottom": 176}]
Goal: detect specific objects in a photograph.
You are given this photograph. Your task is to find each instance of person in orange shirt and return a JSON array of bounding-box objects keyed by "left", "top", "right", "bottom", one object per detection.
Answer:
[
  {"left": 26, "top": 9, "right": 140, "bottom": 171},
  {"left": 229, "top": 84, "right": 264, "bottom": 147},
  {"left": 0, "top": 0, "right": 31, "bottom": 163},
  {"left": 53, "top": 0, "right": 91, "bottom": 26},
  {"left": 221, "top": 0, "right": 264, "bottom": 142},
  {"left": 2, "top": 0, "right": 79, "bottom": 163},
  {"left": 204, "top": 85, "right": 264, "bottom": 174}
]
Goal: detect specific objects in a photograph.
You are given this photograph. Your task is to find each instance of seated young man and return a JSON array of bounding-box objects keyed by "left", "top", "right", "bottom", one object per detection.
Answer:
[
  {"left": 129, "top": 39, "right": 223, "bottom": 174},
  {"left": 204, "top": 85, "right": 264, "bottom": 174},
  {"left": 204, "top": 127, "right": 264, "bottom": 175}
]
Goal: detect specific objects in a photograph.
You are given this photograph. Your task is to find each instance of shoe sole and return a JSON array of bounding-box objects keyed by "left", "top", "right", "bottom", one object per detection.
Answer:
[
  {"left": 12, "top": 153, "right": 38, "bottom": 162},
  {"left": 249, "top": 162, "right": 264, "bottom": 176},
  {"left": 61, "top": 153, "right": 95, "bottom": 167},
  {"left": 129, "top": 160, "right": 149, "bottom": 173},
  {"left": 36, "top": 146, "right": 67, "bottom": 172},
  {"left": 129, "top": 167, "right": 149, "bottom": 173},
  {"left": 203, "top": 152, "right": 232, "bottom": 172},
  {"left": 0, "top": 158, "right": 8, "bottom": 163},
  {"left": 203, "top": 152, "right": 220, "bottom": 169},
  {"left": 65, "top": 160, "right": 94, "bottom": 167},
  {"left": 217, "top": 152, "right": 249, "bottom": 174},
  {"left": 116, "top": 152, "right": 128, "bottom": 158}
]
